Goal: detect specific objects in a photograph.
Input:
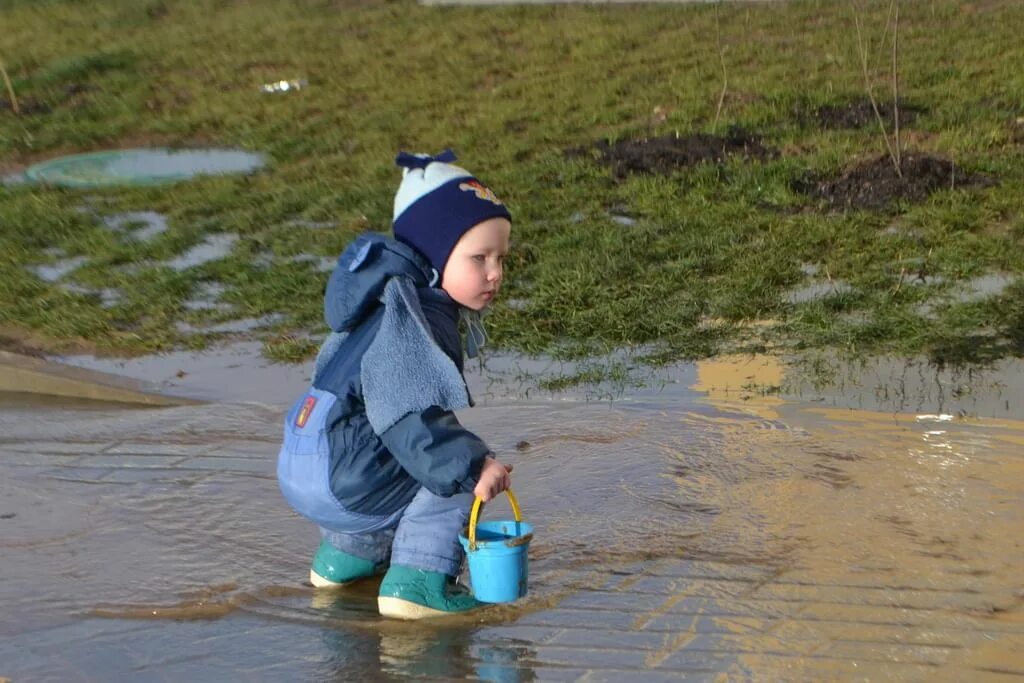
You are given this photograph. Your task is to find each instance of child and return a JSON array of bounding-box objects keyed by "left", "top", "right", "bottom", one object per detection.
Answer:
[{"left": 277, "top": 150, "right": 514, "bottom": 620}]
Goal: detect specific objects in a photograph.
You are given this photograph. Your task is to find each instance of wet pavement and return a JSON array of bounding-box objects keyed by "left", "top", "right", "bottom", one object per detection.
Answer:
[{"left": 2, "top": 353, "right": 1023, "bottom": 681}]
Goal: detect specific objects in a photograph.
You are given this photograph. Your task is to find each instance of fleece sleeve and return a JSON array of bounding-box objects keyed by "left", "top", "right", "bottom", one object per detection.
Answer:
[{"left": 378, "top": 405, "right": 491, "bottom": 498}]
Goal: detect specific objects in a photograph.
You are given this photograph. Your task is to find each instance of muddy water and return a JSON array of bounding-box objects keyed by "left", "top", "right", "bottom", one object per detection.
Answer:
[{"left": 1, "top": 355, "right": 1022, "bottom": 680}]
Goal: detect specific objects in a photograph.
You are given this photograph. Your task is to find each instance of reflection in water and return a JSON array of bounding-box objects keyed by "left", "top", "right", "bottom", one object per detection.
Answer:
[
  {"left": 252, "top": 589, "right": 541, "bottom": 682},
  {"left": 784, "top": 353, "right": 1024, "bottom": 418}
]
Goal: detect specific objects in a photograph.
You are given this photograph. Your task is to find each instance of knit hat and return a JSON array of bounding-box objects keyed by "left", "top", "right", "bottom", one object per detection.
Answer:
[{"left": 392, "top": 150, "right": 511, "bottom": 283}]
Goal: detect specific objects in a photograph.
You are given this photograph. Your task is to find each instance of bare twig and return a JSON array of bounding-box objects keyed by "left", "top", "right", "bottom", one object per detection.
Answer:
[
  {"left": 878, "top": 0, "right": 896, "bottom": 68},
  {"left": 0, "top": 59, "right": 19, "bottom": 116},
  {"left": 854, "top": 2, "right": 901, "bottom": 177},
  {"left": 712, "top": 2, "right": 728, "bottom": 134},
  {"left": 857, "top": 0, "right": 896, "bottom": 85},
  {"left": 892, "top": 1, "right": 901, "bottom": 169},
  {"left": 713, "top": 48, "right": 728, "bottom": 133}
]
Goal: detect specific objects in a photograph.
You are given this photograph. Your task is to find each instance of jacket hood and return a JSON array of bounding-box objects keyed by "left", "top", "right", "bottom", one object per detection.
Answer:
[{"left": 324, "top": 233, "right": 436, "bottom": 332}]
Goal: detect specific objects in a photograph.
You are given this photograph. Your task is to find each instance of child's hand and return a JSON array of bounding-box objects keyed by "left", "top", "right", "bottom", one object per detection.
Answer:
[{"left": 474, "top": 456, "right": 513, "bottom": 502}]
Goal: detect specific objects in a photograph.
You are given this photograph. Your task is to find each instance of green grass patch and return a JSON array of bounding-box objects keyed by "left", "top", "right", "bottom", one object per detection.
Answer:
[{"left": 1, "top": 0, "right": 1023, "bottom": 379}]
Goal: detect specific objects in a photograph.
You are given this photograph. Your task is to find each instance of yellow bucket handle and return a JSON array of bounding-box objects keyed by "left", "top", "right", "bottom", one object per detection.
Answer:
[{"left": 468, "top": 488, "right": 522, "bottom": 552}]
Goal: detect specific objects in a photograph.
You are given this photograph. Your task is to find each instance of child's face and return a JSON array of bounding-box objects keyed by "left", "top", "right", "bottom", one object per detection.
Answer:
[{"left": 442, "top": 217, "right": 511, "bottom": 311}]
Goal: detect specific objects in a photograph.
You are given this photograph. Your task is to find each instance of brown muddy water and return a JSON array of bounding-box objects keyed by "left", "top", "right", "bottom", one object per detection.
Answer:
[{"left": 1, "top": 351, "right": 1023, "bottom": 681}]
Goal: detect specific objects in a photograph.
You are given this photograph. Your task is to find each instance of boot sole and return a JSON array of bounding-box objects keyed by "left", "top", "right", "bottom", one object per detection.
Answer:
[
  {"left": 377, "top": 596, "right": 451, "bottom": 619},
  {"left": 310, "top": 569, "right": 358, "bottom": 588}
]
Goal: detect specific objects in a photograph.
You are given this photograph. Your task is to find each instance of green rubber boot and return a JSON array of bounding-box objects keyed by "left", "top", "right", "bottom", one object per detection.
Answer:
[
  {"left": 377, "top": 565, "right": 483, "bottom": 619},
  {"left": 309, "top": 540, "right": 381, "bottom": 588}
]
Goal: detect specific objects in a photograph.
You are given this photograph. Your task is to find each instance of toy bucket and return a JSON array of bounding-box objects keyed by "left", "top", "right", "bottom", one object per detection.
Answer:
[{"left": 458, "top": 489, "right": 533, "bottom": 604}]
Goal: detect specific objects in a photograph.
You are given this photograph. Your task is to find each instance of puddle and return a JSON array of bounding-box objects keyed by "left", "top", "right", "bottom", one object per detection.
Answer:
[
  {"left": 3, "top": 351, "right": 1023, "bottom": 680},
  {"left": 954, "top": 272, "right": 1016, "bottom": 302},
  {"left": 176, "top": 314, "right": 285, "bottom": 336},
  {"left": 162, "top": 233, "right": 239, "bottom": 271},
  {"left": 61, "top": 283, "right": 123, "bottom": 308},
  {"left": 23, "top": 148, "right": 266, "bottom": 188},
  {"left": 786, "top": 279, "right": 853, "bottom": 304},
  {"left": 783, "top": 353, "right": 1024, "bottom": 418},
  {"left": 53, "top": 344, "right": 673, "bottom": 406},
  {"left": 53, "top": 337, "right": 1024, "bottom": 420},
  {"left": 102, "top": 210, "right": 169, "bottom": 243},
  {"left": 182, "top": 281, "right": 230, "bottom": 312},
  {"left": 28, "top": 255, "right": 89, "bottom": 282},
  {"left": 55, "top": 340, "right": 311, "bottom": 403}
]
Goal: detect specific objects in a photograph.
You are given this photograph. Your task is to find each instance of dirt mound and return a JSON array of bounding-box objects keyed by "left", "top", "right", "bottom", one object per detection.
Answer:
[
  {"left": 570, "top": 127, "right": 778, "bottom": 179},
  {"left": 801, "top": 98, "right": 924, "bottom": 130},
  {"left": 796, "top": 153, "right": 995, "bottom": 211}
]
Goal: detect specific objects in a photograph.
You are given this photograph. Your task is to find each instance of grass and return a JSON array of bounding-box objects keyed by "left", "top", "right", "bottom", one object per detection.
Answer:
[{"left": 1, "top": 0, "right": 1023, "bottom": 380}]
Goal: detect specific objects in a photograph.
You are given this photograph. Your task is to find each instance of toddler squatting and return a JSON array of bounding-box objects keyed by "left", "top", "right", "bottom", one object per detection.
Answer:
[{"left": 277, "top": 150, "right": 514, "bottom": 619}]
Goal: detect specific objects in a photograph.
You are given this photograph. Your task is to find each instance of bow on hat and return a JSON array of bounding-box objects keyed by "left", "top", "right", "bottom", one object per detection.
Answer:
[{"left": 395, "top": 149, "right": 458, "bottom": 172}]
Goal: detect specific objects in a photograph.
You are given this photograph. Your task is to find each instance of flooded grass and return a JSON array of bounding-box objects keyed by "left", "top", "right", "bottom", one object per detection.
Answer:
[{"left": 1, "top": 0, "right": 1023, "bottom": 373}]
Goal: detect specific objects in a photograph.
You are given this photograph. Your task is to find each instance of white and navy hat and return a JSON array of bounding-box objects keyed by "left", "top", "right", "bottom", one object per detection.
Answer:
[{"left": 392, "top": 149, "right": 511, "bottom": 282}]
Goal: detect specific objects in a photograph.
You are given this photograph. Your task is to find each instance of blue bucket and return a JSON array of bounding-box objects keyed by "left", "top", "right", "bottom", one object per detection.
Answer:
[{"left": 458, "top": 490, "right": 533, "bottom": 604}]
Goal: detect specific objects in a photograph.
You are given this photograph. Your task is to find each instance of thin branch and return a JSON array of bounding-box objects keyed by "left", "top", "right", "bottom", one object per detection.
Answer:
[
  {"left": 0, "top": 60, "right": 19, "bottom": 116},
  {"left": 855, "top": 0, "right": 895, "bottom": 78},
  {"left": 713, "top": 48, "right": 728, "bottom": 134},
  {"left": 712, "top": 2, "right": 728, "bottom": 134},
  {"left": 878, "top": 0, "right": 896, "bottom": 71},
  {"left": 891, "top": 0, "right": 901, "bottom": 169},
  {"left": 854, "top": 5, "right": 901, "bottom": 176}
]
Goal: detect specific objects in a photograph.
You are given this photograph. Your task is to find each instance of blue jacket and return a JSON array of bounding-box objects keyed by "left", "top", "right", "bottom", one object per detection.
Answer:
[{"left": 293, "top": 234, "right": 491, "bottom": 517}]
